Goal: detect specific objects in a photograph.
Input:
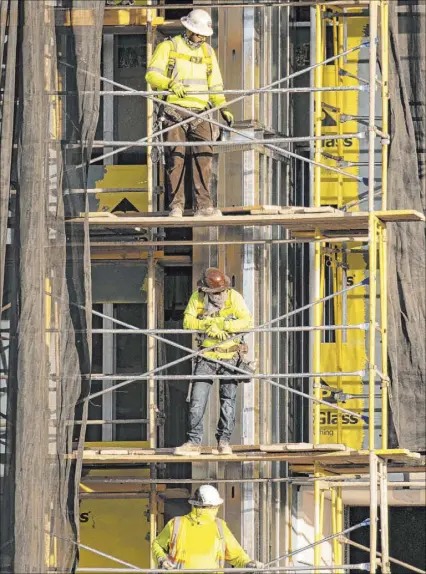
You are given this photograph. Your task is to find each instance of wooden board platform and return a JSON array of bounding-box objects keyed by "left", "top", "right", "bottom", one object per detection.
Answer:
[
  {"left": 71, "top": 209, "right": 425, "bottom": 235},
  {"left": 77, "top": 445, "right": 422, "bottom": 470}
]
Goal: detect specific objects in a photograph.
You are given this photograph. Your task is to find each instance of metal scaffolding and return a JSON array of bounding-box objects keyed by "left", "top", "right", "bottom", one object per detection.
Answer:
[{"left": 34, "top": 0, "right": 424, "bottom": 572}]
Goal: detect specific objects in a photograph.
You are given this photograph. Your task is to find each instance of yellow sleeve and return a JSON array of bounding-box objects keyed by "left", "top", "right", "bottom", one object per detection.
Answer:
[
  {"left": 145, "top": 40, "right": 172, "bottom": 91},
  {"left": 222, "top": 521, "right": 251, "bottom": 568},
  {"left": 183, "top": 291, "right": 204, "bottom": 330},
  {"left": 151, "top": 520, "right": 172, "bottom": 565},
  {"left": 225, "top": 291, "right": 253, "bottom": 332},
  {"left": 208, "top": 48, "right": 227, "bottom": 108}
]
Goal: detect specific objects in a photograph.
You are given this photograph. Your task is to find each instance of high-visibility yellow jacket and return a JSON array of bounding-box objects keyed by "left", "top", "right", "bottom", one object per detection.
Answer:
[
  {"left": 183, "top": 289, "right": 253, "bottom": 359},
  {"left": 145, "top": 35, "right": 226, "bottom": 110},
  {"left": 152, "top": 508, "right": 251, "bottom": 570}
]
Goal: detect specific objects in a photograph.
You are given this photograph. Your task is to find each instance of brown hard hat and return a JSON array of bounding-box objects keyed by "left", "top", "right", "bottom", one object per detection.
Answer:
[{"left": 198, "top": 267, "right": 231, "bottom": 293}]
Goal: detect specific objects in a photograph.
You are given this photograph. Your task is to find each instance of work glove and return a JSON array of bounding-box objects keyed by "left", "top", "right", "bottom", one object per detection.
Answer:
[
  {"left": 199, "top": 317, "right": 214, "bottom": 330},
  {"left": 246, "top": 561, "right": 264, "bottom": 569},
  {"left": 208, "top": 316, "right": 225, "bottom": 330},
  {"left": 221, "top": 109, "right": 234, "bottom": 127},
  {"left": 158, "top": 557, "right": 176, "bottom": 570},
  {"left": 206, "top": 323, "right": 228, "bottom": 341},
  {"left": 169, "top": 80, "right": 187, "bottom": 99}
]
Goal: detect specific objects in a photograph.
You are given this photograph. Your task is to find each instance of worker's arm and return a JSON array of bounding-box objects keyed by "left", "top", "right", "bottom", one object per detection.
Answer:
[
  {"left": 224, "top": 291, "right": 253, "bottom": 332},
  {"left": 146, "top": 41, "right": 172, "bottom": 91},
  {"left": 222, "top": 521, "right": 252, "bottom": 568},
  {"left": 151, "top": 520, "right": 172, "bottom": 565},
  {"left": 183, "top": 291, "right": 210, "bottom": 330},
  {"left": 208, "top": 48, "right": 227, "bottom": 109}
]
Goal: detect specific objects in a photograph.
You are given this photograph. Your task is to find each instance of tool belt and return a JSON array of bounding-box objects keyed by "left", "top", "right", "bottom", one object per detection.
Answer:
[{"left": 164, "top": 106, "right": 207, "bottom": 132}]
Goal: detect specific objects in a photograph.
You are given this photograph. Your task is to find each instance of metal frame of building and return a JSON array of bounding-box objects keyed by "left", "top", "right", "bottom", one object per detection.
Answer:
[{"left": 37, "top": 0, "right": 425, "bottom": 572}]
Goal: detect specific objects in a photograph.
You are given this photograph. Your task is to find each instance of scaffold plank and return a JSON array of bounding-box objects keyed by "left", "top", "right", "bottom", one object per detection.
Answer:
[
  {"left": 260, "top": 443, "right": 350, "bottom": 452},
  {"left": 72, "top": 209, "right": 425, "bottom": 233},
  {"left": 77, "top": 447, "right": 422, "bottom": 468}
]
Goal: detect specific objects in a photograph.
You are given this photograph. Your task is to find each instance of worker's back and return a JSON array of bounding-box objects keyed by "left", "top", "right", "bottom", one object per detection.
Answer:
[{"left": 152, "top": 507, "right": 251, "bottom": 569}]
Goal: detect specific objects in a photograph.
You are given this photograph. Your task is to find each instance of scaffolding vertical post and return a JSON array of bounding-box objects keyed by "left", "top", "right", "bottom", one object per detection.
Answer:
[
  {"left": 313, "top": 5, "right": 324, "bottom": 570},
  {"left": 379, "top": 223, "right": 388, "bottom": 449},
  {"left": 146, "top": 3, "right": 157, "bottom": 568},
  {"left": 379, "top": 0, "right": 389, "bottom": 450},
  {"left": 336, "top": 487, "right": 344, "bottom": 571},
  {"left": 379, "top": 459, "right": 391, "bottom": 574},
  {"left": 368, "top": 0, "right": 379, "bottom": 452},
  {"left": 369, "top": 452, "right": 379, "bottom": 574},
  {"left": 380, "top": 0, "right": 389, "bottom": 211}
]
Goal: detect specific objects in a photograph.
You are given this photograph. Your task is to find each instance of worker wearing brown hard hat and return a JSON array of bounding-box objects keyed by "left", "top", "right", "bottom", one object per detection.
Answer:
[{"left": 174, "top": 268, "right": 254, "bottom": 456}]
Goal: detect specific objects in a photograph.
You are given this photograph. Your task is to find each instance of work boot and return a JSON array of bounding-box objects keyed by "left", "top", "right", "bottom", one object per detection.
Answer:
[
  {"left": 194, "top": 207, "right": 222, "bottom": 217},
  {"left": 169, "top": 206, "right": 183, "bottom": 218},
  {"left": 174, "top": 441, "right": 201, "bottom": 456},
  {"left": 215, "top": 439, "right": 233, "bottom": 455}
]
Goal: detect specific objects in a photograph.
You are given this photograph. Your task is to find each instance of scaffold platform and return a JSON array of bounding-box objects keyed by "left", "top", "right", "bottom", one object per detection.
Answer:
[
  {"left": 74, "top": 208, "right": 425, "bottom": 235},
  {"left": 77, "top": 444, "right": 423, "bottom": 470}
]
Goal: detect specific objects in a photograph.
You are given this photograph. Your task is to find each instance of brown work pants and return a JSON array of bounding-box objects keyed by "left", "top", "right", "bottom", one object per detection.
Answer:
[{"left": 163, "top": 107, "right": 219, "bottom": 211}]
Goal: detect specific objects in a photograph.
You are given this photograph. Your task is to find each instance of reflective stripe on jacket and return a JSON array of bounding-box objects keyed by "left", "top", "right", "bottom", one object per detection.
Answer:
[
  {"left": 151, "top": 509, "right": 251, "bottom": 570},
  {"left": 145, "top": 35, "right": 226, "bottom": 110},
  {"left": 183, "top": 289, "right": 253, "bottom": 359}
]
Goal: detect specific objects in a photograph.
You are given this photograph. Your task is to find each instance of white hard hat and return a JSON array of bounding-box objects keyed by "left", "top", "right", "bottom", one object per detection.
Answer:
[
  {"left": 181, "top": 9, "right": 213, "bottom": 37},
  {"left": 188, "top": 485, "right": 223, "bottom": 507}
]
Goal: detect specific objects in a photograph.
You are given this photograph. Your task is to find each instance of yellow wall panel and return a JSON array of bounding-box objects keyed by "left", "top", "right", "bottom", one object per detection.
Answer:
[
  {"left": 96, "top": 165, "right": 149, "bottom": 213},
  {"left": 317, "top": 16, "right": 369, "bottom": 448}
]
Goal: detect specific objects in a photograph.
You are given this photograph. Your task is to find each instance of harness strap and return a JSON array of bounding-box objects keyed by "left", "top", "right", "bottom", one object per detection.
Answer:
[
  {"left": 169, "top": 517, "right": 184, "bottom": 569},
  {"left": 215, "top": 518, "right": 226, "bottom": 567},
  {"left": 166, "top": 38, "right": 213, "bottom": 81}
]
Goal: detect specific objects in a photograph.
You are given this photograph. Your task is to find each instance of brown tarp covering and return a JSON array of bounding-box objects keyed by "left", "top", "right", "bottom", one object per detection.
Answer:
[
  {"left": 0, "top": 1, "right": 103, "bottom": 572},
  {"left": 387, "top": 0, "right": 426, "bottom": 452}
]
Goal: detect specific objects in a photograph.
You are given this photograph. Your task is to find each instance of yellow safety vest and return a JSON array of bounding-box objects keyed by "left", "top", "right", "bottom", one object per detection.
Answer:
[
  {"left": 146, "top": 35, "right": 226, "bottom": 110},
  {"left": 183, "top": 289, "right": 253, "bottom": 360}
]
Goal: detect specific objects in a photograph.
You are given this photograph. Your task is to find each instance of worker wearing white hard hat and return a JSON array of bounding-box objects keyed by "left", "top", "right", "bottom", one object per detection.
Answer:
[
  {"left": 146, "top": 9, "right": 234, "bottom": 218},
  {"left": 152, "top": 485, "right": 264, "bottom": 570}
]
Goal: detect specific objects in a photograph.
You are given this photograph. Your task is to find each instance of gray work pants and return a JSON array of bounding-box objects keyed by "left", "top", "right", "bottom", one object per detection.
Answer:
[{"left": 187, "top": 356, "right": 240, "bottom": 445}]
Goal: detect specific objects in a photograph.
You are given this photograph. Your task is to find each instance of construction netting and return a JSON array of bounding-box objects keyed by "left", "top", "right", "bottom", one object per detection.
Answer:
[
  {"left": 387, "top": 0, "right": 426, "bottom": 452},
  {"left": 0, "top": 1, "right": 103, "bottom": 572}
]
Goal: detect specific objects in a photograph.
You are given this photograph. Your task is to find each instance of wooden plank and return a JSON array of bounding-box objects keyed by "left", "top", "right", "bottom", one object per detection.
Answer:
[
  {"left": 260, "top": 443, "right": 314, "bottom": 452},
  {"left": 74, "top": 210, "right": 425, "bottom": 230},
  {"left": 314, "top": 443, "right": 351, "bottom": 451}
]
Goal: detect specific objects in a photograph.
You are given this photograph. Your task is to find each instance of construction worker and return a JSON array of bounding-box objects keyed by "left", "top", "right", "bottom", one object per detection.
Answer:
[
  {"left": 174, "top": 268, "right": 253, "bottom": 456},
  {"left": 152, "top": 485, "right": 264, "bottom": 570},
  {"left": 145, "top": 9, "right": 234, "bottom": 218}
]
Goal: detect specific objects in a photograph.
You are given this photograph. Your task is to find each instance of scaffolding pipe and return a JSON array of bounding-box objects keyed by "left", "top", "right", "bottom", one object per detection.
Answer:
[
  {"left": 91, "top": 325, "right": 369, "bottom": 334},
  {"left": 342, "top": 537, "right": 426, "bottom": 574},
  {"left": 101, "top": 0, "right": 373, "bottom": 8},
  {"left": 313, "top": 5, "right": 324, "bottom": 570},
  {"left": 88, "top": 372, "right": 364, "bottom": 381},
  {"left": 63, "top": 237, "right": 370, "bottom": 247},
  {"left": 94, "top": 86, "right": 366, "bottom": 96},
  {"left": 265, "top": 519, "right": 370, "bottom": 567},
  {"left": 90, "top": 132, "right": 365, "bottom": 147},
  {"left": 79, "top": 544, "right": 139, "bottom": 570},
  {"left": 369, "top": 453, "right": 379, "bottom": 574},
  {"left": 80, "top": 476, "right": 426, "bottom": 486},
  {"left": 76, "top": 567, "right": 370, "bottom": 574}
]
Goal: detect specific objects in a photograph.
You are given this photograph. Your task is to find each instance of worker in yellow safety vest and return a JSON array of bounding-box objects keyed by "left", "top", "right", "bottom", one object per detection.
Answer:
[
  {"left": 152, "top": 485, "right": 264, "bottom": 570},
  {"left": 145, "top": 9, "right": 234, "bottom": 218},
  {"left": 174, "top": 268, "right": 254, "bottom": 457}
]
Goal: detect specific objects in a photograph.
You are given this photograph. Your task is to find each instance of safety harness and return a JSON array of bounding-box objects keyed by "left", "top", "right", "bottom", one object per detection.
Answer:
[
  {"left": 169, "top": 515, "right": 226, "bottom": 569},
  {"left": 165, "top": 36, "right": 213, "bottom": 80},
  {"left": 156, "top": 37, "right": 213, "bottom": 134}
]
